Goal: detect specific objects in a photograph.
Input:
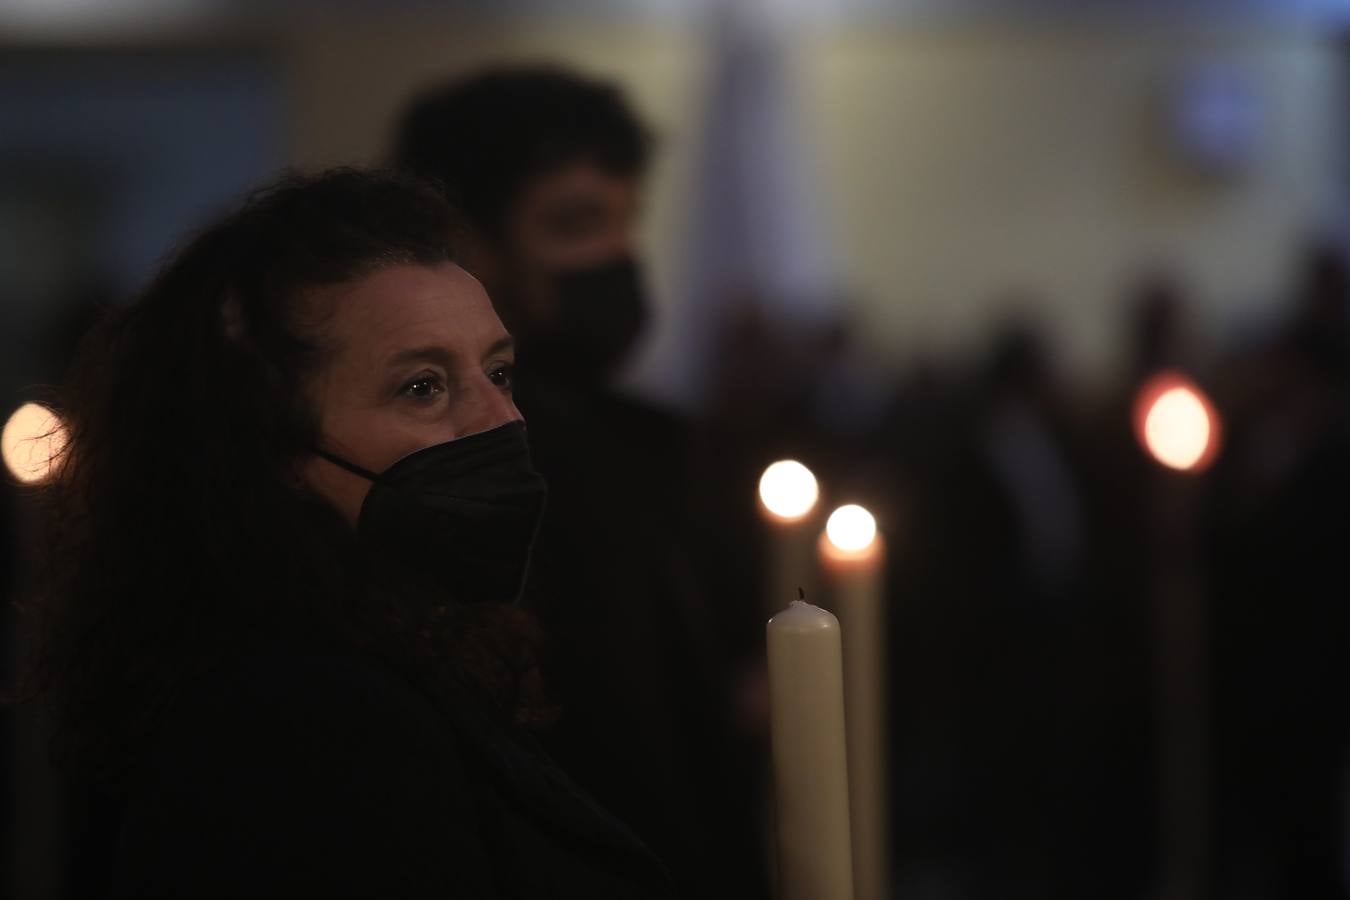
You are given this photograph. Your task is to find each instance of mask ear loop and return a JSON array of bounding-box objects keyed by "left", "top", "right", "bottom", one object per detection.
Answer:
[{"left": 313, "top": 448, "right": 381, "bottom": 483}]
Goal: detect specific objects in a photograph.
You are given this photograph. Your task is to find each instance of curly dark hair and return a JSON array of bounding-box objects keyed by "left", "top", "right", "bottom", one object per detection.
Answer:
[
  {"left": 391, "top": 64, "right": 652, "bottom": 239},
  {"left": 21, "top": 168, "right": 551, "bottom": 787}
]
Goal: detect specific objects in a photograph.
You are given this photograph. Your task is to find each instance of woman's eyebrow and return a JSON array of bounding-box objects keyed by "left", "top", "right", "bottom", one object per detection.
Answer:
[
  {"left": 383, "top": 336, "right": 513, "bottom": 371},
  {"left": 384, "top": 345, "right": 457, "bottom": 371},
  {"left": 483, "top": 335, "right": 516, "bottom": 360}
]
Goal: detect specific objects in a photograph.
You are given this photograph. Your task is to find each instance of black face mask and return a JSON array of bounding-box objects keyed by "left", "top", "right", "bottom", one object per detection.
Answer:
[
  {"left": 316, "top": 421, "right": 548, "bottom": 606},
  {"left": 522, "top": 254, "right": 649, "bottom": 385}
]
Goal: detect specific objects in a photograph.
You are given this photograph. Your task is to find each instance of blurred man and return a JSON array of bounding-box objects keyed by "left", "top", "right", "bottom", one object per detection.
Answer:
[
  {"left": 392, "top": 66, "right": 768, "bottom": 899},
  {"left": 394, "top": 67, "right": 648, "bottom": 387}
]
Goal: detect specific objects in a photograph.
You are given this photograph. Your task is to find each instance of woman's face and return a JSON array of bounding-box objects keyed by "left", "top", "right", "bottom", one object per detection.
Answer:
[{"left": 300, "top": 262, "right": 521, "bottom": 526}]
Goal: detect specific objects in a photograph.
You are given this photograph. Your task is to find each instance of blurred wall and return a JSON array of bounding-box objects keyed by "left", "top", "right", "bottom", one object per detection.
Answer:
[
  {"left": 802, "top": 25, "right": 1348, "bottom": 378},
  {"left": 283, "top": 18, "right": 1348, "bottom": 389},
  {"left": 0, "top": 48, "right": 282, "bottom": 398}
]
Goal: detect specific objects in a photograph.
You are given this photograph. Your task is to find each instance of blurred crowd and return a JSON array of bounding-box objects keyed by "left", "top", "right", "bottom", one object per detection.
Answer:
[
  {"left": 687, "top": 236, "right": 1350, "bottom": 900},
  {"left": 3, "top": 59, "right": 1349, "bottom": 900}
]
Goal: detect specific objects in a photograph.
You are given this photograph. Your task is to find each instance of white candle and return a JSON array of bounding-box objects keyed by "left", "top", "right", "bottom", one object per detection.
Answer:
[
  {"left": 759, "top": 460, "right": 821, "bottom": 619},
  {"left": 1133, "top": 372, "right": 1222, "bottom": 896},
  {"left": 767, "top": 600, "right": 855, "bottom": 900},
  {"left": 819, "top": 505, "right": 888, "bottom": 900}
]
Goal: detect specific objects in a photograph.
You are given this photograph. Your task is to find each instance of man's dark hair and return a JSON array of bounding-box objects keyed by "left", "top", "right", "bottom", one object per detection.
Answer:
[{"left": 391, "top": 64, "right": 653, "bottom": 239}]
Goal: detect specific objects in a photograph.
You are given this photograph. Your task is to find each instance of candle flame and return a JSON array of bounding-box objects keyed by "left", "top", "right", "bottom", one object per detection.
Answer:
[
  {"left": 758, "top": 459, "right": 819, "bottom": 521},
  {"left": 1133, "top": 372, "right": 1220, "bottom": 473},
  {"left": 825, "top": 504, "right": 877, "bottom": 553},
  {"left": 2, "top": 402, "right": 67, "bottom": 484}
]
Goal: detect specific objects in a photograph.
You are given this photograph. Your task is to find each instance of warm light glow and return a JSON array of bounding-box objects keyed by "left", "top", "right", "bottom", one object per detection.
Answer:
[
  {"left": 2, "top": 402, "right": 66, "bottom": 484},
  {"left": 825, "top": 504, "right": 877, "bottom": 553},
  {"left": 758, "top": 460, "right": 819, "bottom": 521},
  {"left": 1133, "top": 372, "right": 1221, "bottom": 473}
]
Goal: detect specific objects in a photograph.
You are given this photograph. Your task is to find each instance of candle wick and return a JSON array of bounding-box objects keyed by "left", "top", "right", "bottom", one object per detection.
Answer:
[{"left": 797, "top": 586, "right": 805, "bottom": 601}]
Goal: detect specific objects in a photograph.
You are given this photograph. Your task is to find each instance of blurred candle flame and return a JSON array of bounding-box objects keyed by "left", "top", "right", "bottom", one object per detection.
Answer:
[
  {"left": 1133, "top": 372, "right": 1221, "bottom": 473},
  {"left": 825, "top": 503, "right": 877, "bottom": 554},
  {"left": 758, "top": 460, "right": 819, "bottom": 521},
  {"left": 2, "top": 402, "right": 67, "bottom": 484}
]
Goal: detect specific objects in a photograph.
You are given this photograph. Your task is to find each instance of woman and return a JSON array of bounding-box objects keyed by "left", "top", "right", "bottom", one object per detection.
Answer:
[{"left": 27, "top": 169, "right": 677, "bottom": 898}]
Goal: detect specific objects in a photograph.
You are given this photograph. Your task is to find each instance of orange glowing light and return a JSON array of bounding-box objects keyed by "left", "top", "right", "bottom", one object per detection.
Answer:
[
  {"left": 825, "top": 504, "right": 877, "bottom": 553},
  {"left": 3, "top": 402, "right": 67, "bottom": 484},
  {"left": 758, "top": 460, "right": 819, "bottom": 521},
  {"left": 1133, "top": 372, "right": 1221, "bottom": 473}
]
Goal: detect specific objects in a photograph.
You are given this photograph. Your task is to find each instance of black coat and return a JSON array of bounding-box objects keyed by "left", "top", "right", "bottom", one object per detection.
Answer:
[
  {"left": 110, "top": 636, "right": 677, "bottom": 899},
  {"left": 516, "top": 381, "right": 769, "bottom": 898}
]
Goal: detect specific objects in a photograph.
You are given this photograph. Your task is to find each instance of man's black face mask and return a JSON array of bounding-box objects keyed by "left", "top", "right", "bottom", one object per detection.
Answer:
[{"left": 524, "top": 254, "right": 649, "bottom": 385}]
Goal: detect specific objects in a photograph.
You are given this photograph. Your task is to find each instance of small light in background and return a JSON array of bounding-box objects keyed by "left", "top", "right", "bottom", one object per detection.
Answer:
[
  {"left": 1133, "top": 372, "right": 1221, "bottom": 473},
  {"left": 3, "top": 402, "right": 67, "bottom": 484},
  {"left": 759, "top": 460, "right": 819, "bottom": 521}
]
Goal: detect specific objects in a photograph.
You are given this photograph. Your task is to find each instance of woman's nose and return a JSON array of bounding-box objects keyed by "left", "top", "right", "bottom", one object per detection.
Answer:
[{"left": 455, "top": 375, "right": 522, "bottom": 437}]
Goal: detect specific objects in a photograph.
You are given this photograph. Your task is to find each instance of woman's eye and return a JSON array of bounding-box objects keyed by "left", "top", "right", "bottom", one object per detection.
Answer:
[
  {"left": 401, "top": 375, "right": 445, "bottom": 401},
  {"left": 489, "top": 364, "right": 516, "bottom": 392}
]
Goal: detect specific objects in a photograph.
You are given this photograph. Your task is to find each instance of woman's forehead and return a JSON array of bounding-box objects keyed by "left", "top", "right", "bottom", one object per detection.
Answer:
[{"left": 319, "top": 263, "right": 506, "bottom": 363}]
